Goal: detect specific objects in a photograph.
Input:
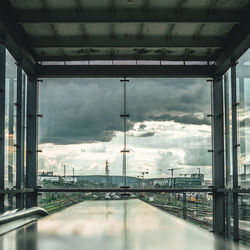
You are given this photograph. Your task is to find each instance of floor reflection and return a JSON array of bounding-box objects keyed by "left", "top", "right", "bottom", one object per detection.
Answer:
[{"left": 0, "top": 200, "right": 247, "bottom": 250}]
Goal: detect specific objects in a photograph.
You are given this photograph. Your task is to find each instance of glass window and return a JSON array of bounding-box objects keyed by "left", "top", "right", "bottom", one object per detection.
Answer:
[
  {"left": 38, "top": 78, "right": 212, "bottom": 210},
  {"left": 237, "top": 48, "right": 250, "bottom": 188}
]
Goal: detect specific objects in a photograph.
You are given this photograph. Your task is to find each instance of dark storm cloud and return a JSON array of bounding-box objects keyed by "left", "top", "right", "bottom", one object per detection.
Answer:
[{"left": 38, "top": 78, "right": 211, "bottom": 145}]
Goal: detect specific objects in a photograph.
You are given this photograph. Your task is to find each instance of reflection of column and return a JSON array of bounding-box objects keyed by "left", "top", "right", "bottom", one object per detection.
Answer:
[
  {"left": 239, "top": 77, "right": 246, "bottom": 175},
  {"left": 0, "top": 43, "right": 6, "bottom": 213},
  {"left": 26, "top": 223, "right": 37, "bottom": 250},
  {"left": 16, "top": 66, "right": 25, "bottom": 209},
  {"left": 231, "top": 63, "right": 239, "bottom": 241},
  {"left": 22, "top": 222, "right": 37, "bottom": 250},
  {"left": 8, "top": 77, "right": 14, "bottom": 175},
  {"left": 26, "top": 78, "right": 38, "bottom": 208},
  {"left": 16, "top": 227, "right": 25, "bottom": 250},
  {"left": 123, "top": 200, "right": 128, "bottom": 250},
  {"left": 8, "top": 77, "right": 14, "bottom": 209},
  {"left": 224, "top": 71, "right": 232, "bottom": 239}
]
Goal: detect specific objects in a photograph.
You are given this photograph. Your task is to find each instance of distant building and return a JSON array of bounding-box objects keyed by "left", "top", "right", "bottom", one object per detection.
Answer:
[
  {"left": 38, "top": 171, "right": 59, "bottom": 183},
  {"left": 37, "top": 173, "right": 205, "bottom": 188}
]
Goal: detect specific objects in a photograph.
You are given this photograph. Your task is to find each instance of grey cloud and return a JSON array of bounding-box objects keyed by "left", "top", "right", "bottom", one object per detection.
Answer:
[
  {"left": 145, "top": 114, "right": 210, "bottom": 125},
  {"left": 137, "top": 132, "right": 155, "bottom": 137},
  {"left": 39, "top": 78, "right": 210, "bottom": 145}
]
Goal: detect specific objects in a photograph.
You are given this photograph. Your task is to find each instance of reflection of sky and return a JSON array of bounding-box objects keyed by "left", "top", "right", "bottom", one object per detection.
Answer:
[{"left": 38, "top": 78, "right": 212, "bottom": 179}]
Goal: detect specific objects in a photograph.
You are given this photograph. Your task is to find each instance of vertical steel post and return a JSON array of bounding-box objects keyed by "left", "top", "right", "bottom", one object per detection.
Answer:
[
  {"left": 231, "top": 62, "right": 239, "bottom": 241},
  {"left": 212, "top": 77, "right": 225, "bottom": 237},
  {"left": 239, "top": 77, "right": 245, "bottom": 175},
  {"left": 224, "top": 71, "right": 232, "bottom": 238},
  {"left": 16, "top": 66, "right": 24, "bottom": 209},
  {"left": 0, "top": 43, "right": 6, "bottom": 213},
  {"left": 183, "top": 192, "right": 186, "bottom": 220},
  {"left": 26, "top": 77, "right": 38, "bottom": 208}
]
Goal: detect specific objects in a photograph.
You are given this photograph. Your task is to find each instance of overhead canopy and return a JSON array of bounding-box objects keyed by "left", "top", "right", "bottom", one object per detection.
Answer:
[{"left": 0, "top": 0, "right": 250, "bottom": 77}]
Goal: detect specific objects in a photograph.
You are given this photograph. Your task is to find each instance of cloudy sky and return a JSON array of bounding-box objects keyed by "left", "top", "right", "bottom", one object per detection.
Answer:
[{"left": 38, "top": 78, "right": 212, "bottom": 179}]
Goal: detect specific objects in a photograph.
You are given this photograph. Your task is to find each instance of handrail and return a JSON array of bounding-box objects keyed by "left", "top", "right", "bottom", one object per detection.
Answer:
[{"left": 0, "top": 207, "right": 48, "bottom": 225}]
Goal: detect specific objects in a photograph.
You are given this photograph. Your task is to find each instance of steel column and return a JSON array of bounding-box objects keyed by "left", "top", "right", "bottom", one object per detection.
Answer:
[
  {"left": 231, "top": 62, "right": 239, "bottom": 241},
  {"left": 0, "top": 43, "right": 6, "bottom": 213},
  {"left": 16, "top": 66, "right": 25, "bottom": 209},
  {"left": 224, "top": 71, "right": 232, "bottom": 239},
  {"left": 26, "top": 77, "right": 38, "bottom": 208},
  {"left": 212, "top": 77, "right": 225, "bottom": 237},
  {"left": 183, "top": 192, "right": 186, "bottom": 220}
]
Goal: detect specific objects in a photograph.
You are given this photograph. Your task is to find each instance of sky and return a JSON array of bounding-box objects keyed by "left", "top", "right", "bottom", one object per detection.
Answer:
[{"left": 38, "top": 78, "right": 213, "bottom": 179}]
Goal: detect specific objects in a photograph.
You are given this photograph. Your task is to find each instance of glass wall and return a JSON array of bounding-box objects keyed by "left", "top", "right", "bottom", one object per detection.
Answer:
[
  {"left": 4, "top": 50, "right": 17, "bottom": 210},
  {"left": 37, "top": 78, "right": 212, "bottom": 221},
  {"left": 222, "top": 48, "right": 250, "bottom": 244},
  {"left": 1, "top": 49, "right": 27, "bottom": 212},
  {"left": 237, "top": 49, "right": 250, "bottom": 187},
  {"left": 38, "top": 78, "right": 211, "bottom": 185}
]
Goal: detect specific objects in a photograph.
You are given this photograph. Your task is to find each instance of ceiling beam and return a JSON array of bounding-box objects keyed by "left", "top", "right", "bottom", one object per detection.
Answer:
[
  {"left": 0, "top": 1, "right": 37, "bottom": 77},
  {"left": 214, "top": 4, "right": 250, "bottom": 76},
  {"left": 37, "top": 55, "right": 216, "bottom": 62},
  {"left": 17, "top": 9, "right": 242, "bottom": 23},
  {"left": 31, "top": 36, "right": 223, "bottom": 48},
  {"left": 36, "top": 65, "right": 215, "bottom": 78}
]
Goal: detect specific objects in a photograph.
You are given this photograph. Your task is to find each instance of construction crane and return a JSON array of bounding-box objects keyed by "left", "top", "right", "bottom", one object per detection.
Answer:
[
  {"left": 128, "top": 170, "right": 149, "bottom": 188},
  {"left": 168, "top": 168, "right": 182, "bottom": 178},
  {"left": 129, "top": 170, "right": 149, "bottom": 179}
]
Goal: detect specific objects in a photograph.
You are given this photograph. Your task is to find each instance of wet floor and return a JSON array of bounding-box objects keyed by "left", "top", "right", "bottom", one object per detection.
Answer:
[{"left": 0, "top": 199, "right": 246, "bottom": 250}]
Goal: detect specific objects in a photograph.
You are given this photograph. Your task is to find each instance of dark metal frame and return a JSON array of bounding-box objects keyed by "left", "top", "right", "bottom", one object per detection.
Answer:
[
  {"left": 26, "top": 78, "right": 38, "bottom": 208},
  {"left": 17, "top": 8, "right": 242, "bottom": 24},
  {"left": 231, "top": 62, "right": 239, "bottom": 241},
  {"left": 1, "top": 1, "right": 250, "bottom": 78},
  {"left": 212, "top": 77, "right": 225, "bottom": 236}
]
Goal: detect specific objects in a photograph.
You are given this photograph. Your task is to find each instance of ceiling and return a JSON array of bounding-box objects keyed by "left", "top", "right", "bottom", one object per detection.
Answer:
[{"left": 0, "top": 0, "right": 250, "bottom": 77}]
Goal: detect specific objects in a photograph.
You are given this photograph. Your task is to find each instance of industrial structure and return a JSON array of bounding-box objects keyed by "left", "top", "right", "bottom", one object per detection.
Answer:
[
  {"left": 120, "top": 77, "right": 130, "bottom": 188},
  {"left": 0, "top": 0, "right": 250, "bottom": 249},
  {"left": 38, "top": 172, "right": 205, "bottom": 189},
  {"left": 105, "top": 160, "right": 109, "bottom": 177}
]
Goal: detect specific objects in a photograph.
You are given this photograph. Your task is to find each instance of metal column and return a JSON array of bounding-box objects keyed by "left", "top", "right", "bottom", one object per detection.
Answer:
[
  {"left": 16, "top": 66, "right": 24, "bottom": 209},
  {"left": 224, "top": 71, "right": 232, "bottom": 239},
  {"left": 26, "top": 77, "right": 38, "bottom": 208},
  {"left": 212, "top": 77, "right": 225, "bottom": 237},
  {"left": 183, "top": 192, "right": 186, "bottom": 220},
  {"left": 231, "top": 62, "right": 239, "bottom": 242},
  {"left": 0, "top": 43, "right": 6, "bottom": 213}
]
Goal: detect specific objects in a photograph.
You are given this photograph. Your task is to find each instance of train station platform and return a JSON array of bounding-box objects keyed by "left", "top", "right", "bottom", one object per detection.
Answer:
[{"left": 0, "top": 199, "right": 246, "bottom": 250}]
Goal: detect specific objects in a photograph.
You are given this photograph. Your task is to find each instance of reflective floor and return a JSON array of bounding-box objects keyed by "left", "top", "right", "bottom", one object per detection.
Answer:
[{"left": 0, "top": 199, "right": 247, "bottom": 250}]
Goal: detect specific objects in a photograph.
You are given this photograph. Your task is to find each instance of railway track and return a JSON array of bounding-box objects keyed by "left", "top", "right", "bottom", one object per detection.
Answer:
[
  {"left": 148, "top": 202, "right": 250, "bottom": 245},
  {"left": 40, "top": 198, "right": 82, "bottom": 213}
]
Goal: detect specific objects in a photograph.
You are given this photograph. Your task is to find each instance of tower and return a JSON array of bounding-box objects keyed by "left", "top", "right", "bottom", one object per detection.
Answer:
[
  {"left": 120, "top": 77, "right": 130, "bottom": 188},
  {"left": 105, "top": 160, "right": 109, "bottom": 176}
]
